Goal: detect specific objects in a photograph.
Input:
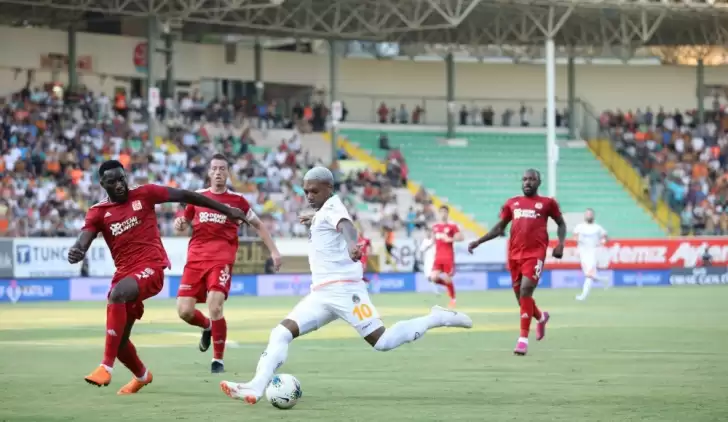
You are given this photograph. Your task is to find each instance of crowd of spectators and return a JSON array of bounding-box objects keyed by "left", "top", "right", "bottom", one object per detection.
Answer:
[
  {"left": 0, "top": 83, "right": 354, "bottom": 238},
  {"left": 606, "top": 103, "right": 728, "bottom": 235}
]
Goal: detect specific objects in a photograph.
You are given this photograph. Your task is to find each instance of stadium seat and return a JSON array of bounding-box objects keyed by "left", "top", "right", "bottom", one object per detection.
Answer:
[{"left": 340, "top": 129, "right": 666, "bottom": 238}]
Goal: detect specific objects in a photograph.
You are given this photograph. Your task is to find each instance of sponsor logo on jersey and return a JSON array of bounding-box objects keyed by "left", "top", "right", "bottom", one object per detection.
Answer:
[
  {"left": 513, "top": 208, "right": 539, "bottom": 219},
  {"left": 110, "top": 216, "right": 141, "bottom": 236},
  {"left": 132, "top": 200, "right": 142, "bottom": 211},
  {"left": 198, "top": 212, "right": 228, "bottom": 224}
]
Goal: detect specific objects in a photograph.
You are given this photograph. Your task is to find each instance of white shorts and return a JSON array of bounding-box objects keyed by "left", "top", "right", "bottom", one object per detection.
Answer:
[
  {"left": 580, "top": 251, "right": 597, "bottom": 276},
  {"left": 285, "top": 281, "right": 383, "bottom": 337}
]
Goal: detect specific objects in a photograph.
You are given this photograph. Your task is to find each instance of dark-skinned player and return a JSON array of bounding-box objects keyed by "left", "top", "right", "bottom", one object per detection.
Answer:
[
  {"left": 67, "top": 160, "right": 248, "bottom": 394},
  {"left": 468, "top": 169, "right": 566, "bottom": 356}
]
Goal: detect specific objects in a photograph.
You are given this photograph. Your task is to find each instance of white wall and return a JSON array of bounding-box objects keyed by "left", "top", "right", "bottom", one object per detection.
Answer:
[{"left": 1, "top": 25, "right": 725, "bottom": 123}]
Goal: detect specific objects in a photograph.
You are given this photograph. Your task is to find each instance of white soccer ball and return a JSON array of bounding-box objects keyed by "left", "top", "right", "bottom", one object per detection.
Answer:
[{"left": 265, "top": 374, "right": 302, "bottom": 409}]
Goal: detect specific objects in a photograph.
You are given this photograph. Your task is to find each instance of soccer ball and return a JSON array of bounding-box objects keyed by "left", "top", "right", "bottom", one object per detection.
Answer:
[{"left": 265, "top": 374, "right": 302, "bottom": 409}]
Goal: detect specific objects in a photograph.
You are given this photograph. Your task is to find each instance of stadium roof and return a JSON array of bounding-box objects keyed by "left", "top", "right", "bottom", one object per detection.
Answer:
[{"left": 2, "top": 0, "right": 728, "bottom": 47}]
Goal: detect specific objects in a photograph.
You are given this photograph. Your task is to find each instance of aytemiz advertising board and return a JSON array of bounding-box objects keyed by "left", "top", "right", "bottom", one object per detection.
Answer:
[
  {"left": 545, "top": 238, "right": 728, "bottom": 270},
  {"left": 0, "top": 279, "right": 70, "bottom": 303}
]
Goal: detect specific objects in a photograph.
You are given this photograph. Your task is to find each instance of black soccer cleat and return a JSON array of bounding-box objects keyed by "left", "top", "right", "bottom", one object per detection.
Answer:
[
  {"left": 211, "top": 361, "right": 225, "bottom": 374},
  {"left": 199, "top": 329, "right": 212, "bottom": 352}
]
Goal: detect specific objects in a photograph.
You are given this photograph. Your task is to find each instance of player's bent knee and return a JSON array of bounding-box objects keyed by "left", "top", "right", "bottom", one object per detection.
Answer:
[
  {"left": 270, "top": 324, "right": 294, "bottom": 344},
  {"left": 108, "top": 279, "right": 138, "bottom": 303},
  {"left": 207, "top": 292, "right": 225, "bottom": 319}
]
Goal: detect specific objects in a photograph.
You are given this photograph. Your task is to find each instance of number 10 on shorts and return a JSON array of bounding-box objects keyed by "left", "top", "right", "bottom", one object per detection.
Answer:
[{"left": 352, "top": 304, "right": 373, "bottom": 321}]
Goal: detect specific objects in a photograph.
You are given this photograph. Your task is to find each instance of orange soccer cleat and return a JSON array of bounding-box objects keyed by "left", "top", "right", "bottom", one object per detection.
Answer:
[
  {"left": 117, "top": 371, "right": 153, "bottom": 395},
  {"left": 84, "top": 366, "right": 112, "bottom": 387}
]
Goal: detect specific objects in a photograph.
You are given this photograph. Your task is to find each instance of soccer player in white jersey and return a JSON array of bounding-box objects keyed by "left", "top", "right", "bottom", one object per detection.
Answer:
[
  {"left": 219, "top": 167, "right": 473, "bottom": 404},
  {"left": 419, "top": 229, "right": 442, "bottom": 295},
  {"left": 572, "top": 208, "right": 608, "bottom": 301}
]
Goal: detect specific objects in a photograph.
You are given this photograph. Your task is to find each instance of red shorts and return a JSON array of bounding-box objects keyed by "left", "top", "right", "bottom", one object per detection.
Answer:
[
  {"left": 508, "top": 257, "right": 545, "bottom": 289},
  {"left": 110, "top": 265, "right": 165, "bottom": 320},
  {"left": 177, "top": 261, "right": 233, "bottom": 303},
  {"left": 432, "top": 257, "right": 455, "bottom": 276}
]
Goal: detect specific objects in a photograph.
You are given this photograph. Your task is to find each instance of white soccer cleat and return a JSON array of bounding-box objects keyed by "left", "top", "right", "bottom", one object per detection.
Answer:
[
  {"left": 219, "top": 381, "right": 262, "bottom": 405},
  {"left": 430, "top": 305, "right": 473, "bottom": 329}
]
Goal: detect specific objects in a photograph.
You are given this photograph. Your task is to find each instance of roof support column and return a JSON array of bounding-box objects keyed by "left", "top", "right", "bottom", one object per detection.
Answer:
[
  {"left": 147, "top": 13, "right": 157, "bottom": 144},
  {"left": 545, "top": 38, "right": 557, "bottom": 199},
  {"left": 567, "top": 54, "right": 576, "bottom": 140},
  {"left": 254, "top": 38, "right": 264, "bottom": 106},
  {"left": 696, "top": 58, "right": 705, "bottom": 125},
  {"left": 67, "top": 27, "right": 77, "bottom": 94},
  {"left": 329, "top": 39, "right": 339, "bottom": 164},
  {"left": 446, "top": 51, "right": 455, "bottom": 139}
]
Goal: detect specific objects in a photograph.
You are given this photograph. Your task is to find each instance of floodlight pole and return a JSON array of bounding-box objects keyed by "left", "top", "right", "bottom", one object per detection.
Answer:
[
  {"left": 545, "top": 38, "right": 557, "bottom": 199},
  {"left": 328, "top": 39, "right": 339, "bottom": 165},
  {"left": 147, "top": 14, "right": 157, "bottom": 146}
]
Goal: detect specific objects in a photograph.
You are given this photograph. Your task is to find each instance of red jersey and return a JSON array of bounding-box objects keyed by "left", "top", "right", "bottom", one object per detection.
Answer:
[
  {"left": 183, "top": 188, "right": 252, "bottom": 264},
  {"left": 432, "top": 222, "right": 460, "bottom": 261},
  {"left": 82, "top": 184, "right": 171, "bottom": 276},
  {"left": 357, "top": 235, "right": 371, "bottom": 266},
  {"left": 499, "top": 195, "right": 562, "bottom": 260}
]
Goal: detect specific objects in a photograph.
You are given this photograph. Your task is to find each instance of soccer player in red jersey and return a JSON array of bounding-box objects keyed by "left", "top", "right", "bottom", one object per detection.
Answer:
[
  {"left": 174, "top": 154, "right": 282, "bottom": 373},
  {"left": 357, "top": 232, "right": 372, "bottom": 281},
  {"left": 468, "top": 169, "right": 566, "bottom": 356},
  {"left": 430, "top": 205, "right": 463, "bottom": 308},
  {"left": 67, "top": 160, "right": 248, "bottom": 393}
]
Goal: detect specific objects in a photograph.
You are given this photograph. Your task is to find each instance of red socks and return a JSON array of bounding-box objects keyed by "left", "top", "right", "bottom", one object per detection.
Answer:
[
  {"left": 102, "top": 303, "right": 128, "bottom": 368},
  {"left": 211, "top": 318, "right": 227, "bottom": 360},
  {"left": 188, "top": 309, "right": 211, "bottom": 330},
  {"left": 533, "top": 304, "right": 542, "bottom": 322},
  {"left": 513, "top": 286, "right": 542, "bottom": 322},
  {"left": 118, "top": 340, "right": 147, "bottom": 378},
  {"left": 519, "top": 296, "right": 535, "bottom": 338},
  {"left": 435, "top": 279, "right": 456, "bottom": 300}
]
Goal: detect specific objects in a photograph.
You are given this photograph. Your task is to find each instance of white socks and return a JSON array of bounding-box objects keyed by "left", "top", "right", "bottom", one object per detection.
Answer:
[
  {"left": 373, "top": 314, "right": 441, "bottom": 351},
  {"left": 578, "top": 277, "right": 594, "bottom": 300},
  {"left": 250, "top": 325, "right": 293, "bottom": 393}
]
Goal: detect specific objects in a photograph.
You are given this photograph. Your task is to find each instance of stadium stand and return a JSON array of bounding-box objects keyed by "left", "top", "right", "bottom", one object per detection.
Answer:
[
  {"left": 606, "top": 107, "right": 728, "bottom": 236},
  {"left": 0, "top": 87, "right": 408, "bottom": 239},
  {"left": 339, "top": 126, "right": 666, "bottom": 238}
]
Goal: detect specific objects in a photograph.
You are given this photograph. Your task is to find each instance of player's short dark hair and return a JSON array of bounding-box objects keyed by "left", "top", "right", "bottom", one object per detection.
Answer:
[
  {"left": 525, "top": 168, "right": 541, "bottom": 181},
  {"left": 210, "top": 153, "right": 228, "bottom": 163},
  {"left": 439, "top": 205, "right": 450, "bottom": 212},
  {"left": 98, "top": 160, "right": 123, "bottom": 177}
]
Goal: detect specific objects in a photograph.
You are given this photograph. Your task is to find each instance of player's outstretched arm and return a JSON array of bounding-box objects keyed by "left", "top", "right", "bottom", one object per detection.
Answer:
[
  {"left": 246, "top": 211, "right": 282, "bottom": 271},
  {"left": 337, "top": 219, "right": 362, "bottom": 261},
  {"left": 467, "top": 219, "right": 508, "bottom": 254},
  {"left": 68, "top": 230, "right": 97, "bottom": 264},
  {"left": 552, "top": 214, "right": 567, "bottom": 258},
  {"left": 166, "top": 188, "right": 249, "bottom": 224}
]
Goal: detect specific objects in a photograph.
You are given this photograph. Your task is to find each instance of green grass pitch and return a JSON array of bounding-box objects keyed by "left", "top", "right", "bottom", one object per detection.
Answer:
[{"left": 0, "top": 286, "right": 726, "bottom": 422}]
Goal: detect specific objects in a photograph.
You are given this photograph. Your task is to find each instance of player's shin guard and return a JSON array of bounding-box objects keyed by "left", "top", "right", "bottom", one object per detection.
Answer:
[
  {"left": 102, "top": 303, "right": 128, "bottom": 368},
  {"left": 519, "top": 296, "right": 535, "bottom": 338},
  {"left": 211, "top": 318, "right": 227, "bottom": 361},
  {"left": 118, "top": 340, "right": 147, "bottom": 379},
  {"left": 250, "top": 325, "right": 293, "bottom": 394}
]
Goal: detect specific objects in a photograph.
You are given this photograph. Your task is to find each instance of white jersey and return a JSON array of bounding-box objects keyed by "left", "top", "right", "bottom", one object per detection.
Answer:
[
  {"left": 420, "top": 237, "right": 436, "bottom": 274},
  {"left": 573, "top": 222, "right": 607, "bottom": 254},
  {"left": 308, "top": 195, "right": 363, "bottom": 287}
]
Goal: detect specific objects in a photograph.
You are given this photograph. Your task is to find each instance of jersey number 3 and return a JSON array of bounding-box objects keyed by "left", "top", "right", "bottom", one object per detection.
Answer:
[{"left": 352, "top": 304, "right": 373, "bottom": 321}]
